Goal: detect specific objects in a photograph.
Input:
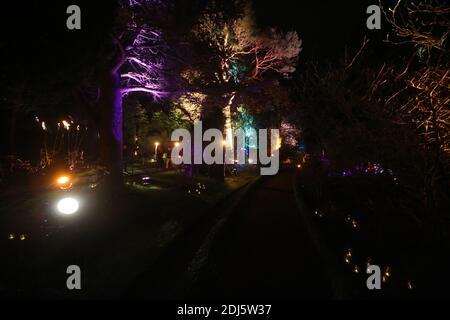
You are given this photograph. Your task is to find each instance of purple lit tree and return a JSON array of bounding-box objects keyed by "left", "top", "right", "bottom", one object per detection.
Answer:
[{"left": 98, "top": 0, "right": 172, "bottom": 185}]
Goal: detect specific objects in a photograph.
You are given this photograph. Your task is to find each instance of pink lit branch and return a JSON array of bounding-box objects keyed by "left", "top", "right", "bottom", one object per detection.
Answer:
[{"left": 118, "top": 11, "right": 170, "bottom": 100}]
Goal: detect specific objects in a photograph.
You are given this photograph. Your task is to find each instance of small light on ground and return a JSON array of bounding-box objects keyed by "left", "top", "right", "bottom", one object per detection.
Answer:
[
  {"left": 344, "top": 249, "right": 352, "bottom": 264},
  {"left": 407, "top": 280, "right": 413, "bottom": 290},
  {"left": 383, "top": 266, "right": 392, "bottom": 282},
  {"left": 57, "top": 197, "right": 80, "bottom": 215},
  {"left": 365, "top": 258, "right": 373, "bottom": 272}
]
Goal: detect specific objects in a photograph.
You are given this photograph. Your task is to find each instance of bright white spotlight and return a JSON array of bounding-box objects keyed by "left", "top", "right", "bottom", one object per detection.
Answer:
[{"left": 57, "top": 197, "right": 79, "bottom": 215}]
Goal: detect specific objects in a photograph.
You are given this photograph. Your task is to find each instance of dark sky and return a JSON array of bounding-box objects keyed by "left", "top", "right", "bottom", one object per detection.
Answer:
[
  {"left": 0, "top": 0, "right": 388, "bottom": 73},
  {"left": 0, "top": 1, "right": 114, "bottom": 79},
  {"left": 254, "top": 0, "right": 388, "bottom": 61}
]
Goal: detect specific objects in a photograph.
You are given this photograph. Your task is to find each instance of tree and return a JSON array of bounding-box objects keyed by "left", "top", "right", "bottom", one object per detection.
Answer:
[
  {"left": 182, "top": 0, "right": 301, "bottom": 177},
  {"left": 193, "top": 2, "right": 301, "bottom": 84},
  {"left": 98, "top": 0, "right": 174, "bottom": 186},
  {"left": 381, "top": 0, "right": 449, "bottom": 220},
  {"left": 292, "top": 55, "right": 398, "bottom": 172}
]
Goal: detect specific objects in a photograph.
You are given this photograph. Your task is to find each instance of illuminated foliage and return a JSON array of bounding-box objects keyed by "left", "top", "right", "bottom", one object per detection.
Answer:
[
  {"left": 172, "top": 92, "right": 206, "bottom": 123},
  {"left": 193, "top": 1, "right": 302, "bottom": 85}
]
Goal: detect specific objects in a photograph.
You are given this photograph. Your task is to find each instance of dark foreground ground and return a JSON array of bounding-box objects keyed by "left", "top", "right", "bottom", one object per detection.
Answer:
[
  {"left": 1, "top": 169, "right": 333, "bottom": 299},
  {"left": 193, "top": 170, "right": 333, "bottom": 299}
]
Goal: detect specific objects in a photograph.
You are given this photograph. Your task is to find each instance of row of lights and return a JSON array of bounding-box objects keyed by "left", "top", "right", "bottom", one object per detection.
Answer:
[
  {"left": 315, "top": 209, "right": 413, "bottom": 291},
  {"left": 8, "top": 233, "right": 26, "bottom": 241},
  {"left": 344, "top": 248, "right": 413, "bottom": 290}
]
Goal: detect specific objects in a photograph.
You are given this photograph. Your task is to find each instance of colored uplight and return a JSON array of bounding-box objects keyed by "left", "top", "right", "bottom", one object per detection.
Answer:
[
  {"left": 8, "top": 233, "right": 15, "bottom": 240},
  {"left": 57, "top": 198, "right": 79, "bottom": 215},
  {"left": 57, "top": 176, "right": 70, "bottom": 185},
  {"left": 275, "top": 136, "right": 282, "bottom": 150}
]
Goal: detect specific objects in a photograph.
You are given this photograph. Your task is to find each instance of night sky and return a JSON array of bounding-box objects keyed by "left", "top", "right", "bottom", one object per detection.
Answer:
[
  {"left": 255, "top": 0, "right": 387, "bottom": 60},
  {"left": 0, "top": 0, "right": 390, "bottom": 156},
  {"left": 0, "top": 0, "right": 389, "bottom": 72}
]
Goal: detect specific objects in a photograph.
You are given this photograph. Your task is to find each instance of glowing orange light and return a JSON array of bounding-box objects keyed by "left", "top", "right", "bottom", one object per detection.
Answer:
[{"left": 57, "top": 176, "right": 70, "bottom": 185}]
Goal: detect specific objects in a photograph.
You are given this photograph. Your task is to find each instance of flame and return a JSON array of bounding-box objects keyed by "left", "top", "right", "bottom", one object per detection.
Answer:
[{"left": 62, "top": 120, "right": 70, "bottom": 130}]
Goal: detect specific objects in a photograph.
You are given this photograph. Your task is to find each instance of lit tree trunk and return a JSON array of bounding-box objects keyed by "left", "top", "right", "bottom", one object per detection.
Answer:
[
  {"left": 99, "top": 67, "right": 124, "bottom": 187},
  {"left": 223, "top": 92, "right": 236, "bottom": 176}
]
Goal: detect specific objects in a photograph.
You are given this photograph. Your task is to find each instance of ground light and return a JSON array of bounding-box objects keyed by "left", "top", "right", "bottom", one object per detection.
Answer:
[
  {"left": 56, "top": 197, "right": 80, "bottom": 215},
  {"left": 57, "top": 176, "right": 70, "bottom": 184},
  {"left": 56, "top": 175, "right": 72, "bottom": 190}
]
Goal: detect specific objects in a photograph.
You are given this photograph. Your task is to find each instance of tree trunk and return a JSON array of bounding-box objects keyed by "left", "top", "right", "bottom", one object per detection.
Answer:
[
  {"left": 202, "top": 95, "right": 226, "bottom": 181},
  {"left": 99, "top": 68, "right": 124, "bottom": 188}
]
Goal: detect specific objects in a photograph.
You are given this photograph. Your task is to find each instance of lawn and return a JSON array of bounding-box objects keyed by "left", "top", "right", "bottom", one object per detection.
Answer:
[
  {"left": 296, "top": 169, "right": 450, "bottom": 299},
  {"left": 0, "top": 169, "right": 257, "bottom": 298}
]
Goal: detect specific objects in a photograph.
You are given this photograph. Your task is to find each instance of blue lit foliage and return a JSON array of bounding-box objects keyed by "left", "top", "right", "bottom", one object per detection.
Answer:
[{"left": 233, "top": 106, "right": 256, "bottom": 148}]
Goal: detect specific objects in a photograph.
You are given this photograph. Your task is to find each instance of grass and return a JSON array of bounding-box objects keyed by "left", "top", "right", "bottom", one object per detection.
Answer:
[
  {"left": 296, "top": 168, "right": 450, "bottom": 298},
  {"left": 0, "top": 169, "right": 257, "bottom": 298}
]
